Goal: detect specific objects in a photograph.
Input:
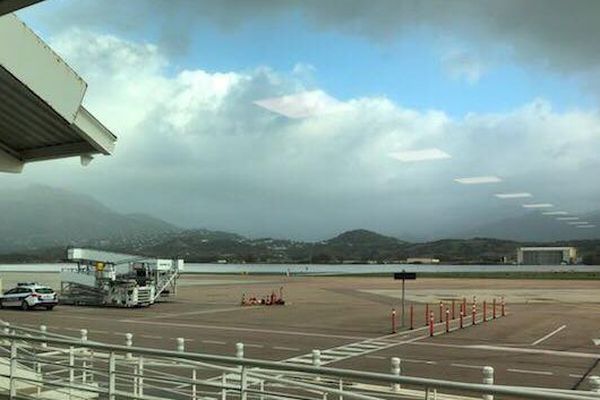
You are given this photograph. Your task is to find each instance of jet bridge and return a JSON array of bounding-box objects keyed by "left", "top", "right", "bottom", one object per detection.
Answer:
[{"left": 60, "top": 248, "right": 183, "bottom": 307}]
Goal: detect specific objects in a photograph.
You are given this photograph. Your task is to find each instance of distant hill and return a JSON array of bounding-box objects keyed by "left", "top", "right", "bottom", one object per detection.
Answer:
[
  {"left": 0, "top": 185, "right": 180, "bottom": 252},
  {"left": 307, "top": 229, "right": 407, "bottom": 263},
  {"left": 3, "top": 225, "right": 600, "bottom": 264},
  {"left": 464, "top": 211, "right": 600, "bottom": 241},
  {"left": 2, "top": 186, "right": 600, "bottom": 264},
  {"left": 108, "top": 229, "right": 255, "bottom": 262},
  {"left": 401, "top": 238, "right": 521, "bottom": 263}
]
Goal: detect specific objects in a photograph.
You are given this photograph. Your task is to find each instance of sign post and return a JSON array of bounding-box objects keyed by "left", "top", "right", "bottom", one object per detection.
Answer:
[{"left": 394, "top": 270, "right": 417, "bottom": 328}]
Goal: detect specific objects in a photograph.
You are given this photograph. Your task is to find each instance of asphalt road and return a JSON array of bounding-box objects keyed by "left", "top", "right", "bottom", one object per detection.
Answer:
[{"left": 1, "top": 274, "right": 600, "bottom": 392}]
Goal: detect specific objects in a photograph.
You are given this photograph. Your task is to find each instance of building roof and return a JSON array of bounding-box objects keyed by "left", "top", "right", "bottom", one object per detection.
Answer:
[{"left": 0, "top": 13, "right": 116, "bottom": 173}]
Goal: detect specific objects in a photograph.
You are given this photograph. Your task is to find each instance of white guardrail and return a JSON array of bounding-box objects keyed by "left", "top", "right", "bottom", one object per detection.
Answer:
[{"left": 1, "top": 323, "right": 599, "bottom": 400}]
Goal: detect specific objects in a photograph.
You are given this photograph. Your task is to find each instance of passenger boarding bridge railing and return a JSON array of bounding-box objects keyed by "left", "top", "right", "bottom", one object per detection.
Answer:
[{"left": 0, "top": 324, "right": 599, "bottom": 400}]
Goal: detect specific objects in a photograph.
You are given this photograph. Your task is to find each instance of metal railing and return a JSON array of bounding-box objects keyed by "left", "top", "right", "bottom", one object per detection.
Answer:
[{"left": 1, "top": 326, "right": 600, "bottom": 400}]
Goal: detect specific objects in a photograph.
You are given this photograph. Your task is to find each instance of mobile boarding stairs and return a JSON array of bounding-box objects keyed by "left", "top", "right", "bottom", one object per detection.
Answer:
[{"left": 60, "top": 248, "right": 184, "bottom": 307}]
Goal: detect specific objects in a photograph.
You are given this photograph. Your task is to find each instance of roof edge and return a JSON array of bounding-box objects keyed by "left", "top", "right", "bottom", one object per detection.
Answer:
[{"left": 72, "top": 106, "right": 117, "bottom": 155}]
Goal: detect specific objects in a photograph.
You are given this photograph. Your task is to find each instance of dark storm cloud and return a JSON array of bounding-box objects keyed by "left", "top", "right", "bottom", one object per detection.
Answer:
[{"left": 26, "top": 0, "right": 600, "bottom": 75}]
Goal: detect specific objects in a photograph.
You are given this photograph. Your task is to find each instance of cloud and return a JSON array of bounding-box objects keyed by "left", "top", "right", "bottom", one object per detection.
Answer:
[
  {"left": 21, "top": 1, "right": 600, "bottom": 96},
  {"left": 441, "top": 50, "right": 485, "bottom": 84},
  {"left": 8, "top": 28, "right": 600, "bottom": 240}
]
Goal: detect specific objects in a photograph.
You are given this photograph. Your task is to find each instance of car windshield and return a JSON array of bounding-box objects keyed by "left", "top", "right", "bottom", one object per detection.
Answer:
[{"left": 34, "top": 288, "right": 54, "bottom": 294}]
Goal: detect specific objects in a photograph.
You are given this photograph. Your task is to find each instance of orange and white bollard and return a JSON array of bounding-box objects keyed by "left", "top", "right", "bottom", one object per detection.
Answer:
[
  {"left": 445, "top": 309, "right": 450, "bottom": 333},
  {"left": 501, "top": 297, "right": 506, "bottom": 317},
  {"left": 425, "top": 304, "right": 429, "bottom": 326},
  {"left": 472, "top": 303, "right": 477, "bottom": 325},
  {"left": 451, "top": 299, "right": 456, "bottom": 320},
  {"left": 462, "top": 297, "right": 467, "bottom": 315},
  {"left": 483, "top": 300, "right": 487, "bottom": 322},
  {"left": 439, "top": 302, "right": 444, "bottom": 323},
  {"left": 410, "top": 304, "right": 414, "bottom": 330},
  {"left": 492, "top": 298, "right": 496, "bottom": 319},
  {"left": 429, "top": 311, "right": 434, "bottom": 337},
  {"left": 459, "top": 311, "right": 464, "bottom": 329},
  {"left": 392, "top": 308, "right": 397, "bottom": 334}
]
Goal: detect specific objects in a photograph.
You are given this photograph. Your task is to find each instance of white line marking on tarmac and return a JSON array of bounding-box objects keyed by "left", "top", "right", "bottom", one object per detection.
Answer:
[
  {"left": 244, "top": 343, "right": 264, "bottom": 348},
  {"left": 131, "top": 307, "right": 256, "bottom": 320},
  {"left": 202, "top": 340, "right": 227, "bottom": 345},
  {"left": 283, "top": 333, "right": 429, "bottom": 367},
  {"left": 411, "top": 342, "right": 600, "bottom": 359},
  {"left": 507, "top": 368, "right": 553, "bottom": 376},
  {"left": 118, "top": 319, "right": 370, "bottom": 340},
  {"left": 531, "top": 325, "right": 566, "bottom": 346},
  {"left": 140, "top": 335, "right": 163, "bottom": 339},
  {"left": 366, "top": 355, "right": 386, "bottom": 360},
  {"left": 273, "top": 346, "right": 300, "bottom": 351},
  {"left": 569, "top": 374, "right": 584, "bottom": 378},
  {"left": 402, "top": 359, "right": 436, "bottom": 365},
  {"left": 451, "top": 363, "right": 484, "bottom": 370}
]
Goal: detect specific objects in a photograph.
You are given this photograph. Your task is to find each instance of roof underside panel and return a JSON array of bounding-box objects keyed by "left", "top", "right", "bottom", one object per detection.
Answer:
[
  {"left": 0, "top": 0, "right": 43, "bottom": 16},
  {"left": 0, "top": 65, "right": 109, "bottom": 162},
  {"left": 0, "top": 67, "right": 83, "bottom": 152}
]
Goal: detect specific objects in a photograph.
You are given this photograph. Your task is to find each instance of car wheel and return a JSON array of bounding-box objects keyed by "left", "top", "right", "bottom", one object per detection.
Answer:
[
  {"left": 21, "top": 301, "right": 29, "bottom": 311},
  {"left": 45, "top": 305, "right": 54, "bottom": 311},
  {"left": 0, "top": 301, "right": 3, "bottom": 309}
]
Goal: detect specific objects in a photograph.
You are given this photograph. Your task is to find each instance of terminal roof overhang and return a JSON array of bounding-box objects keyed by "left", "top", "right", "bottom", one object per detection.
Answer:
[
  {"left": 0, "top": 12, "right": 116, "bottom": 173},
  {"left": 0, "top": 0, "right": 44, "bottom": 16}
]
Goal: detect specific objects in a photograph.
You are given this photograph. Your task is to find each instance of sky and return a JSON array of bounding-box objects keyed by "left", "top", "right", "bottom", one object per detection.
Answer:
[{"left": 4, "top": 0, "right": 600, "bottom": 240}]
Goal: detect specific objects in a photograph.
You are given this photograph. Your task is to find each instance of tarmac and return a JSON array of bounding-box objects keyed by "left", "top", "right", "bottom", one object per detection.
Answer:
[{"left": 1, "top": 273, "right": 600, "bottom": 392}]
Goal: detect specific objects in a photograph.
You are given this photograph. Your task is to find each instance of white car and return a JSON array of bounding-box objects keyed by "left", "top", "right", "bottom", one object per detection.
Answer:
[{"left": 0, "top": 283, "right": 58, "bottom": 311}]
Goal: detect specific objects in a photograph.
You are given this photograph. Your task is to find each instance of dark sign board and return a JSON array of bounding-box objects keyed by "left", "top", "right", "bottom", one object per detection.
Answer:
[{"left": 394, "top": 272, "right": 416, "bottom": 280}]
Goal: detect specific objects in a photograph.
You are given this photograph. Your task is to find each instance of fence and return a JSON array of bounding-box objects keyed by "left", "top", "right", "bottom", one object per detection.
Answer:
[{"left": 1, "top": 323, "right": 599, "bottom": 400}]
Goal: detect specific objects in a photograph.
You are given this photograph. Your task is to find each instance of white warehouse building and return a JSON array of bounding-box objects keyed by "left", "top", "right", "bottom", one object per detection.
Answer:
[{"left": 517, "top": 246, "right": 577, "bottom": 265}]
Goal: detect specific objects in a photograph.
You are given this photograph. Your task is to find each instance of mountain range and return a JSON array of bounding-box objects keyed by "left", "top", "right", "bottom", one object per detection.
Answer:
[
  {"left": 0, "top": 185, "right": 178, "bottom": 253},
  {"left": 0, "top": 185, "right": 599, "bottom": 264}
]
